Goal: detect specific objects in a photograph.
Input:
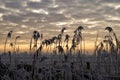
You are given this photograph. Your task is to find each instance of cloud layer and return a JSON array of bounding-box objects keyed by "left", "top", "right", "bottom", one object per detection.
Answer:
[{"left": 0, "top": 0, "right": 120, "bottom": 48}]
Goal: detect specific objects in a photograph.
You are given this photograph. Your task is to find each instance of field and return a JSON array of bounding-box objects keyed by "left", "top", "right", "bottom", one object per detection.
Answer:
[{"left": 0, "top": 27, "right": 120, "bottom": 80}]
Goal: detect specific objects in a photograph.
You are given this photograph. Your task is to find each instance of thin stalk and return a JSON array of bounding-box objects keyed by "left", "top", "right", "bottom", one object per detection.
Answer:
[
  {"left": 29, "top": 38, "right": 32, "bottom": 53},
  {"left": 4, "top": 38, "right": 7, "bottom": 53}
]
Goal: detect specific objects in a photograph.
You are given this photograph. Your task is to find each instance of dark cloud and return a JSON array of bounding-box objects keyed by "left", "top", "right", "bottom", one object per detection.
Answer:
[
  {"left": 0, "top": 7, "right": 7, "bottom": 13},
  {"left": 45, "top": 13, "right": 69, "bottom": 22},
  {"left": 27, "top": 2, "right": 42, "bottom": 9},
  {"left": 27, "top": 0, "right": 53, "bottom": 9},
  {"left": 5, "top": 2, "right": 22, "bottom": 9},
  {"left": 99, "top": 0, "right": 120, "bottom": 3},
  {"left": 2, "top": 14, "right": 25, "bottom": 23}
]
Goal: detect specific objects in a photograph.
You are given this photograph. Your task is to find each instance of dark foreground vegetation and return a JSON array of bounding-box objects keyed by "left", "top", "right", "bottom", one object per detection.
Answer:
[{"left": 0, "top": 26, "right": 120, "bottom": 80}]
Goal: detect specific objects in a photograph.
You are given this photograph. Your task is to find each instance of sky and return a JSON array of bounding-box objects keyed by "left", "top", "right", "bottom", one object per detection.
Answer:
[{"left": 0, "top": 0, "right": 120, "bottom": 53}]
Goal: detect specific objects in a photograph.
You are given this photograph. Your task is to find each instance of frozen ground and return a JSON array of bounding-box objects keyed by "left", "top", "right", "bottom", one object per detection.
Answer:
[{"left": 0, "top": 52, "right": 120, "bottom": 80}]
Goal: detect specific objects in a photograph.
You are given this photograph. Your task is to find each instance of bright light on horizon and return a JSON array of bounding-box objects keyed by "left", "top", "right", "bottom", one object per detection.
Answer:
[{"left": 0, "top": 40, "right": 95, "bottom": 54}]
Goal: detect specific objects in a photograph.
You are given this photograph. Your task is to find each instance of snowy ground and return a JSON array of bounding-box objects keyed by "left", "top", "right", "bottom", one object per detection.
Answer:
[{"left": 0, "top": 52, "right": 120, "bottom": 80}]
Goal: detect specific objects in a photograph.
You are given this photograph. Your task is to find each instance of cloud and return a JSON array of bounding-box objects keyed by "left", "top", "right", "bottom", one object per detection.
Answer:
[
  {"left": 5, "top": 2, "right": 22, "bottom": 9},
  {"left": 2, "top": 14, "right": 24, "bottom": 23},
  {"left": 0, "top": 0, "right": 120, "bottom": 45}
]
